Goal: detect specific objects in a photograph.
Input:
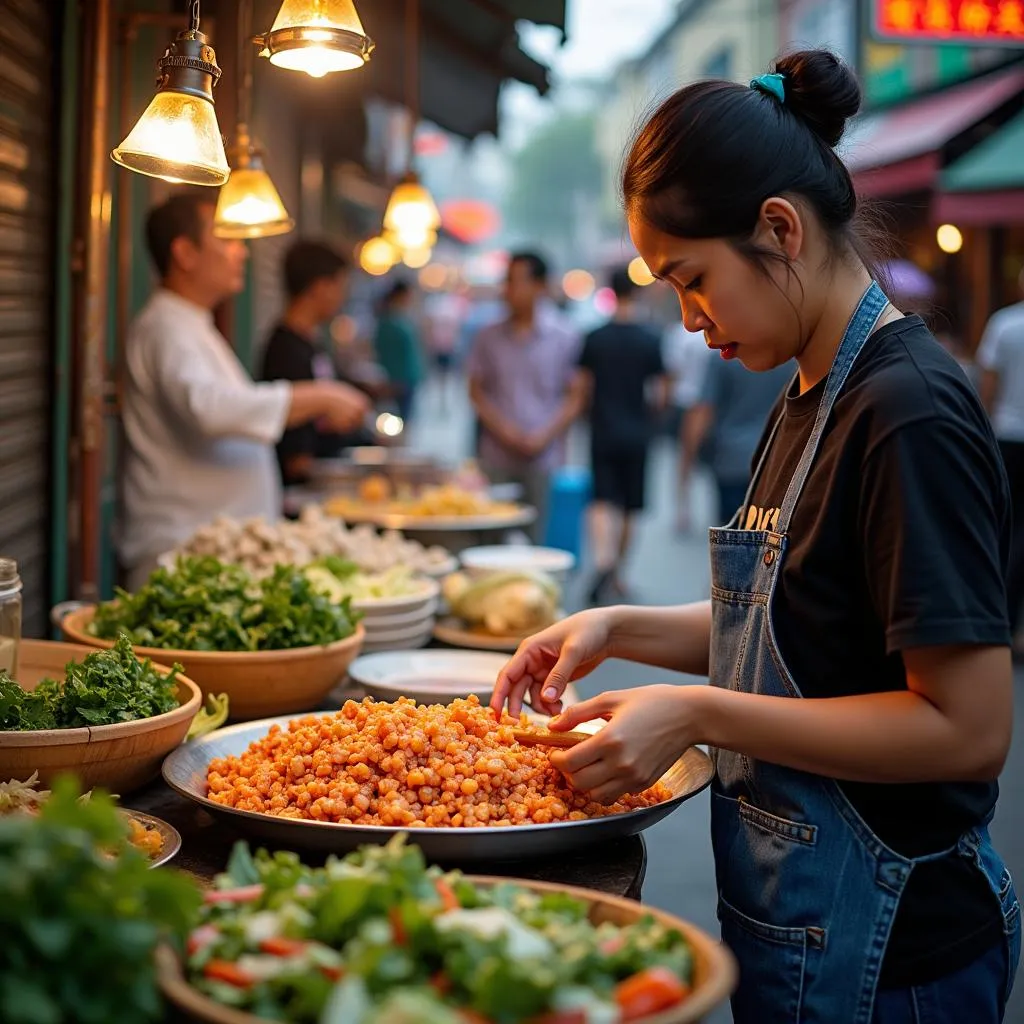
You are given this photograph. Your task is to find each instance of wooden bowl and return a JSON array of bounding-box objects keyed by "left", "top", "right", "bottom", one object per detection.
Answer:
[
  {"left": 156, "top": 876, "right": 736, "bottom": 1024},
  {"left": 0, "top": 639, "right": 201, "bottom": 793},
  {"left": 60, "top": 608, "right": 365, "bottom": 721}
]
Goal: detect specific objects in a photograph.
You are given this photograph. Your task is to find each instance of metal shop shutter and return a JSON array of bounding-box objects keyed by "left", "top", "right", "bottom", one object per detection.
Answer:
[{"left": 0, "top": 0, "right": 55, "bottom": 636}]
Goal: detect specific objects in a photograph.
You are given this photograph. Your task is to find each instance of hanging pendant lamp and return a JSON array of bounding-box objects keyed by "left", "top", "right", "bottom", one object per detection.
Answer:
[
  {"left": 257, "top": 0, "right": 374, "bottom": 78},
  {"left": 383, "top": 174, "right": 440, "bottom": 250},
  {"left": 215, "top": 129, "right": 295, "bottom": 238},
  {"left": 215, "top": 0, "right": 294, "bottom": 238},
  {"left": 382, "top": 0, "right": 440, "bottom": 263},
  {"left": 111, "top": 0, "right": 229, "bottom": 186}
]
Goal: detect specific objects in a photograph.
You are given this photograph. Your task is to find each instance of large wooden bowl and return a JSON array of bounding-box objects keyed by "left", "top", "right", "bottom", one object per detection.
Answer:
[
  {"left": 156, "top": 875, "right": 736, "bottom": 1024},
  {"left": 60, "top": 608, "right": 365, "bottom": 721},
  {"left": 0, "top": 639, "right": 201, "bottom": 793}
]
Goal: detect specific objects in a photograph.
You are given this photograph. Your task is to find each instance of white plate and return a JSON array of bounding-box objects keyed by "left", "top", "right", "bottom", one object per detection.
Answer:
[
  {"left": 459, "top": 545, "right": 575, "bottom": 585},
  {"left": 358, "top": 604, "right": 439, "bottom": 630},
  {"left": 350, "top": 577, "right": 440, "bottom": 615},
  {"left": 347, "top": 649, "right": 511, "bottom": 706},
  {"left": 363, "top": 617, "right": 438, "bottom": 644},
  {"left": 361, "top": 631, "right": 434, "bottom": 654}
]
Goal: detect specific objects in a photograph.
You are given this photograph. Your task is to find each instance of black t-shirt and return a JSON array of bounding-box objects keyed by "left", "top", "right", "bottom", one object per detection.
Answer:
[
  {"left": 261, "top": 325, "right": 368, "bottom": 487},
  {"left": 579, "top": 321, "right": 664, "bottom": 454},
  {"left": 743, "top": 316, "right": 1010, "bottom": 988}
]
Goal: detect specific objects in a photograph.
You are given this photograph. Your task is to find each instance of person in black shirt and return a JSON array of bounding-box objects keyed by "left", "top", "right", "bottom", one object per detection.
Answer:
[
  {"left": 579, "top": 268, "right": 668, "bottom": 603},
  {"left": 261, "top": 240, "right": 374, "bottom": 487},
  {"left": 492, "top": 50, "right": 1019, "bottom": 1024}
]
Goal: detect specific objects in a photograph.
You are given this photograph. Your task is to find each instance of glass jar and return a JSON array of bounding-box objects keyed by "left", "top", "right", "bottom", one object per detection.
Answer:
[{"left": 0, "top": 557, "right": 22, "bottom": 677}]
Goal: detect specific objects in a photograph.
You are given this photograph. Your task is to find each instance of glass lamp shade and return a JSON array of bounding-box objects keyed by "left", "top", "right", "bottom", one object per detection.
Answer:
[
  {"left": 215, "top": 162, "right": 295, "bottom": 239},
  {"left": 402, "top": 246, "right": 433, "bottom": 270},
  {"left": 384, "top": 177, "right": 441, "bottom": 240},
  {"left": 261, "top": 0, "right": 373, "bottom": 77},
  {"left": 385, "top": 225, "right": 438, "bottom": 252},
  {"left": 112, "top": 90, "right": 230, "bottom": 186},
  {"left": 359, "top": 235, "right": 399, "bottom": 276}
]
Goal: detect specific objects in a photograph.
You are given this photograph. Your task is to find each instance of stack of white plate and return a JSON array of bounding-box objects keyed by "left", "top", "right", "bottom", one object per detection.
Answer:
[{"left": 354, "top": 578, "right": 441, "bottom": 653}]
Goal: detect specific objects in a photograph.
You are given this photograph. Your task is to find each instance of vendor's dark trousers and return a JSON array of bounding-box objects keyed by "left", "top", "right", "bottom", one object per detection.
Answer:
[
  {"left": 998, "top": 440, "right": 1024, "bottom": 632},
  {"left": 871, "top": 938, "right": 1013, "bottom": 1023}
]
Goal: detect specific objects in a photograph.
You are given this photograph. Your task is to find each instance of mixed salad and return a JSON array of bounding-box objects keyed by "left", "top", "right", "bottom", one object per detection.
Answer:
[
  {"left": 90, "top": 557, "right": 360, "bottom": 652},
  {"left": 185, "top": 835, "right": 693, "bottom": 1023}
]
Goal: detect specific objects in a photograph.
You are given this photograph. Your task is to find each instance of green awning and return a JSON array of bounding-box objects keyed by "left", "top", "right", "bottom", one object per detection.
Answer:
[{"left": 941, "top": 111, "right": 1024, "bottom": 193}]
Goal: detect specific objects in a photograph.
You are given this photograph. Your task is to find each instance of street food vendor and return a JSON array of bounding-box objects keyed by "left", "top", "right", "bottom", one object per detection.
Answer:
[
  {"left": 120, "top": 191, "right": 369, "bottom": 590},
  {"left": 260, "top": 239, "right": 378, "bottom": 488},
  {"left": 493, "top": 51, "right": 1019, "bottom": 1024}
]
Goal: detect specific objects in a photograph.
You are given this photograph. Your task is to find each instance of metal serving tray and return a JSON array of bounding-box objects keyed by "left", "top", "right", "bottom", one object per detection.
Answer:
[{"left": 162, "top": 715, "right": 714, "bottom": 864}]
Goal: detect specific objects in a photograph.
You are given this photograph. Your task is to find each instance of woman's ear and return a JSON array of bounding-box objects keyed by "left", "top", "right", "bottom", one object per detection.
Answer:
[{"left": 754, "top": 197, "right": 804, "bottom": 261}]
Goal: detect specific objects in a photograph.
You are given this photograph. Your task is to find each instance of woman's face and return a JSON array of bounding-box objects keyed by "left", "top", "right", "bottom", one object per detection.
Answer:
[{"left": 628, "top": 201, "right": 814, "bottom": 373}]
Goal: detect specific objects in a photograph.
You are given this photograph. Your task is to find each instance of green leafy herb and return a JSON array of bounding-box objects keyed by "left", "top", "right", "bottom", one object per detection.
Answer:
[
  {"left": 0, "top": 634, "right": 180, "bottom": 732},
  {"left": 0, "top": 776, "right": 200, "bottom": 1024},
  {"left": 89, "top": 557, "right": 360, "bottom": 652}
]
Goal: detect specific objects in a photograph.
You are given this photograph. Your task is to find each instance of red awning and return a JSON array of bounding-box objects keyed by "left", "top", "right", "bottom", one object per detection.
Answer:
[
  {"left": 842, "top": 66, "right": 1024, "bottom": 197},
  {"left": 933, "top": 189, "right": 1024, "bottom": 224}
]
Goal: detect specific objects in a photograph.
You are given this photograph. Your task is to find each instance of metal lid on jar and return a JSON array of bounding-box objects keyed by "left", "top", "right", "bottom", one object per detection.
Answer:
[{"left": 0, "top": 558, "right": 21, "bottom": 593}]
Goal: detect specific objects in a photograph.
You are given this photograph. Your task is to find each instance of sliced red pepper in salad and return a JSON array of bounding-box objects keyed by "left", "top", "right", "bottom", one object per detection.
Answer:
[
  {"left": 614, "top": 965, "right": 691, "bottom": 1020},
  {"left": 259, "top": 936, "right": 309, "bottom": 957},
  {"left": 203, "top": 959, "right": 255, "bottom": 988},
  {"left": 435, "top": 878, "right": 461, "bottom": 911},
  {"left": 202, "top": 883, "right": 264, "bottom": 904},
  {"left": 389, "top": 906, "right": 407, "bottom": 946}
]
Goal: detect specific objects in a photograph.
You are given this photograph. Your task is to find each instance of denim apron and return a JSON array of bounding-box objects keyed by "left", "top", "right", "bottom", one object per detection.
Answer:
[{"left": 708, "top": 282, "right": 1021, "bottom": 1023}]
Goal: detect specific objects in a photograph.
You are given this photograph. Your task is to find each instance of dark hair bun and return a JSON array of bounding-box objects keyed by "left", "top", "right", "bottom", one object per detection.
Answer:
[{"left": 774, "top": 49, "right": 861, "bottom": 148}]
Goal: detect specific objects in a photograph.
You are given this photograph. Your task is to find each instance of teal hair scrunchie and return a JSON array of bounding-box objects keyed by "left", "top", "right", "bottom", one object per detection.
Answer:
[{"left": 750, "top": 72, "right": 785, "bottom": 104}]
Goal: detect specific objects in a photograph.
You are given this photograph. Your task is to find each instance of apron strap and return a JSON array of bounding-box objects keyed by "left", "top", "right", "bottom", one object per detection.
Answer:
[{"left": 774, "top": 282, "right": 890, "bottom": 537}]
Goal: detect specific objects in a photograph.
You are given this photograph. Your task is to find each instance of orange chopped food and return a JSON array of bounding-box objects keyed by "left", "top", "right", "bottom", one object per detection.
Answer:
[
  {"left": 126, "top": 815, "right": 164, "bottom": 857},
  {"left": 205, "top": 696, "right": 671, "bottom": 827}
]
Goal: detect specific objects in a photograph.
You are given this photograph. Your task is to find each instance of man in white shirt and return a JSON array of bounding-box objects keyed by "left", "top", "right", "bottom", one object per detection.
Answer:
[
  {"left": 120, "top": 190, "right": 368, "bottom": 589},
  {"left": 978, "top": 266, "right": 1024, "bottom": 640}
]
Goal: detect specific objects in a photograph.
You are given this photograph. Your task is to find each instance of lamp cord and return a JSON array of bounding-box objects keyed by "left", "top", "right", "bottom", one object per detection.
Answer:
[
  {"left": 405, "top": 0, "right": 419, "bottom": 171},
  {"left": 238, "top": 0, "right": 253, "bottom": 130}
]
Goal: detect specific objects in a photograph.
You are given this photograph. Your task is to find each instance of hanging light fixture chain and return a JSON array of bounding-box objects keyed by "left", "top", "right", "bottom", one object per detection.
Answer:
[{"left": 189, "top": 0, "right": 201, "bottom": 34}]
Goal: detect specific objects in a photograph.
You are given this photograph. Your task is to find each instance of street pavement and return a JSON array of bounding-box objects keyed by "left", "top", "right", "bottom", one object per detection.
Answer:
[{"left": 408, "top": 374, "right": 1024, "bottom": 1023}]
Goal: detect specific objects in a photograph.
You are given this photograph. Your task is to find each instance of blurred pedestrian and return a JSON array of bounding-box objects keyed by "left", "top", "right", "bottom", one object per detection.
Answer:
[
  {"left": 686, "top": 352, "right": 792, "bottom": 525},
  {"left": 373, "top": 280, "right": 426, "bottom": 423},
  {"left": 261, "top": 240, "right": 376, "bottom": 488},
  {"left": 978, "top": 266, "right": 1024, "bottom": 640},
  {"left": 467, "top": 252, "right": 586, "bottom": 540},
  {"left": 579, "top": 268, "right": 670, "bottom": 603},
  {"left": 662, "top": 320, "right": 713, "bottom": 532},
  {"left": 423, "top": 289, "right": 464, "bottom": 416}
]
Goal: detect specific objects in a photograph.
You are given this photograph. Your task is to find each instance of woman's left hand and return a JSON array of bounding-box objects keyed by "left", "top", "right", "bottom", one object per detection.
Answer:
[{"left": 548, "top": 684, "right": 704, "bottom": 804}]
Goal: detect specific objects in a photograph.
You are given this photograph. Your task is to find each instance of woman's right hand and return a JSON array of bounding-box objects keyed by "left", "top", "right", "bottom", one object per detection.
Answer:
[{"left": 490, "top": 608, "right": 618, "bottom": 719}]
